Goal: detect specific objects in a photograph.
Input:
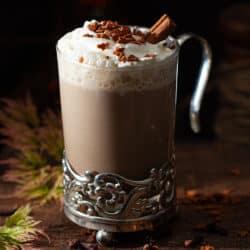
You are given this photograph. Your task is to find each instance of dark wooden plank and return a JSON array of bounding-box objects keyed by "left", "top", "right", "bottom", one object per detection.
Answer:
[{"left": 0, "top": 141, "right": 250, "bottom": 249}]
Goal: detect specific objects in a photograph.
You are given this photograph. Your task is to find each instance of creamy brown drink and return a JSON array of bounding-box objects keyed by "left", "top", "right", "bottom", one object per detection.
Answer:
[{"left": 57, "top": 20, "right": 178, "bottom": 180}]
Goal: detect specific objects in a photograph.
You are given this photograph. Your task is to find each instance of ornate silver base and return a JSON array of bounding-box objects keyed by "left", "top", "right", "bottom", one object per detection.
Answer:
[{"left": 62, "top": 155, "right": 177, "bottom": 245}]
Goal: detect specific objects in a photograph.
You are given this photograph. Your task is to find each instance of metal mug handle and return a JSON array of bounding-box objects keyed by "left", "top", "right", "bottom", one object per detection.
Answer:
[{"left": 177, "top": 33, "right": 212, "bottom": 133}]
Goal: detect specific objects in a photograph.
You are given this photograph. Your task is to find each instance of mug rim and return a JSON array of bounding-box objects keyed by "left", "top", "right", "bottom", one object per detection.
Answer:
[{"left": 56, "top": 36, "right": 180, "bottom": 72}]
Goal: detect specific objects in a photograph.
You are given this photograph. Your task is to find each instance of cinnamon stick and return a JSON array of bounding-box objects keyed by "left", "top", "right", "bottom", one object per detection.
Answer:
[{"left": 146, "top": 14, "right": 176, "bottom": 44}]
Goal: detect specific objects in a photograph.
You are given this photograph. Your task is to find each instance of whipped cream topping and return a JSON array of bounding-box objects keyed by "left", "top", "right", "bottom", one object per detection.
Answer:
[{"left": 57, "top": 20, "right": 176, "bottom": 68}]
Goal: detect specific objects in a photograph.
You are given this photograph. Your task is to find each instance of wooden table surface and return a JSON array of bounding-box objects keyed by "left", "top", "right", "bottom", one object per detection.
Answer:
[{"left": 1, "top": 141, "right": 250, "bottom": 249}]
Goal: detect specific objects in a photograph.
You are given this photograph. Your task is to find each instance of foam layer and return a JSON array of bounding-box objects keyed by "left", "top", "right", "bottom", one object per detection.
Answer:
[
  {"left": 57, "top": 20, "right": 176, "bottom": 68},
  {"left": 58, "top": 57, "right": 177, "bottom": 91}
]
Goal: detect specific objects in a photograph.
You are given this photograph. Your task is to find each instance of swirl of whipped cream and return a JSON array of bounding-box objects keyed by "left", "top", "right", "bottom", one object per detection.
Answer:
[{"left": 57, "top": 20, "right": 176, "bottom": 68}]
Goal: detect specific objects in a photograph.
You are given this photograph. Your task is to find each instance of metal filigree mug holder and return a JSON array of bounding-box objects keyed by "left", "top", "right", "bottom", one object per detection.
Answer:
[
  {"left": 61, "top": 33, "right": 212, "bottom": 245},
  {"left": 62, "top": 154, "right": 177, "bottom": 245}
]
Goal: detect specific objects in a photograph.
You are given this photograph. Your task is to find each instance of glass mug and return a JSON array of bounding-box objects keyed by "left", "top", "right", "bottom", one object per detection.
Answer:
[{"left": 57, "top": 33, "right": 212, "bottom": 244}]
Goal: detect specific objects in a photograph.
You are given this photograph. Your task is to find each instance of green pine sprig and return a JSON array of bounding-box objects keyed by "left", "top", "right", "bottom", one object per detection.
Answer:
[
  {"left": 0, "top": 95, "right": 64, "bottom": 205},
  {"left": 0, "top": 205, "right": 49, "bottom": 250}
]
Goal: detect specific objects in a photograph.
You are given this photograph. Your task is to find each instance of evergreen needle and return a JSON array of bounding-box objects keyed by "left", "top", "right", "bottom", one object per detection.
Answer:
[
  {"left": 0, "top": 96, "right": 64, "bottom": 205},
  {"left": 0, "top": 205, "right": 49, "bottom": 250}
]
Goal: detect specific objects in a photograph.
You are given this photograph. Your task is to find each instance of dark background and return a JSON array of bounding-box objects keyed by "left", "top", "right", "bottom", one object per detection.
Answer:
[{"left": 0, "top": 0, "right": 249, "bottom": 139}]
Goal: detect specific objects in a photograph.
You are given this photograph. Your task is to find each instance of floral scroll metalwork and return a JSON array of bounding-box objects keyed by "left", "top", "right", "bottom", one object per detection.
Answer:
[{"left": 62, "top": 155, "right": 176, "bottom": 227}]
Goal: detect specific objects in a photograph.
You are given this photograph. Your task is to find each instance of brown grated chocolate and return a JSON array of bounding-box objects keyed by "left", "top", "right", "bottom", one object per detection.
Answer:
[
  {"left": 101, "top": 20, "right": 118, "bottom": 30},
  {"left": 119, "top": 25, "right": 130, "bottom": 34},
  {"left": 83, "top": 34, "right": 93, "bottom": 38},
  {"left": 117, "top": 36, "right": 135, "bottom": 44},
  {"left": 127, "top": 55, "right": 139, "bottom": 62},
  {"left": 97, "top": 42, "right": 110, "bottom": 51},
  {"left": 113, "top": 47, "right": 139, "bottom": 63},
  {"left": 183, "top": 236, "right": 204, "bottom": 248},
  {"left": 79, "top": 57, "right": 84, "bottom": 63},
  {"left": 113, "top": 47, "right": 125, "bottom": 56},
  {"left": 229, "top": 168, "right": 241, "bottom": 176},
  {"left": 96, "top": 33, "right": 109, "bottom": 39},
  {"left": 238, "top": 230, "right": 249, "bottom": 238},
  {"left": 118, "top": 55, "right": 127, "bottom": 62},
  {"left": 87, "top": 22, "right": 98, "bottom": 31},
  {"left": 87, "top": 20, "right": 146, "bottom": 45},
  {"left": 184, "top": 239, "right": 194, "bottom": 247},
  {"left": 145, "top": 53, "right": 157, "bottom": 58},
  {"left": 200, "top": 245, "right": 215, "bottom": 250}
]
